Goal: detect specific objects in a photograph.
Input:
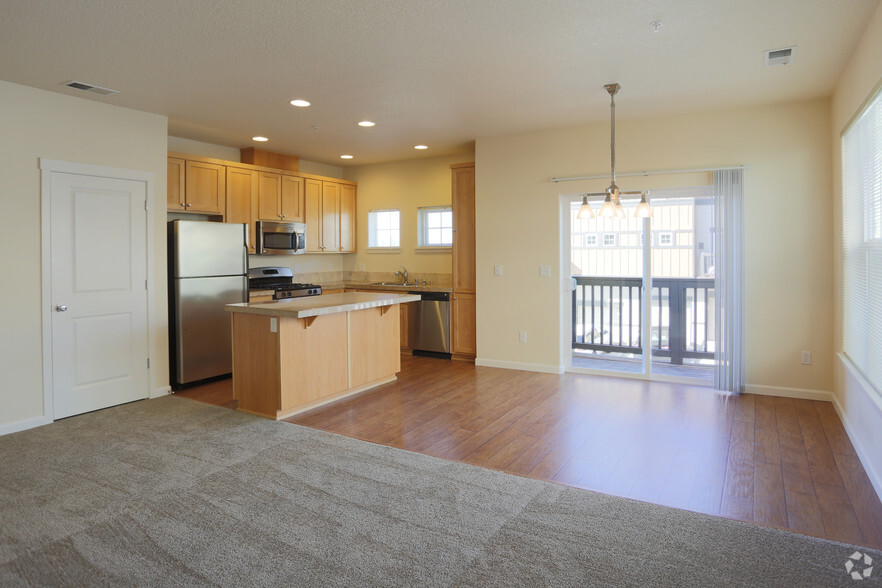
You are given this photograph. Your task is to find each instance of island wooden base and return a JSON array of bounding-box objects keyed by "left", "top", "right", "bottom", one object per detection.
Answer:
[{"left": 231, "top": 304, "right": 401, "bottom": 420}]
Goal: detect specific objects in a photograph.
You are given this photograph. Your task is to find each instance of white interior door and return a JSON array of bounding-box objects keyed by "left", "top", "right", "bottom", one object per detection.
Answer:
[{"left": 50, "top": 172, "right": 148, "bottom": 419}]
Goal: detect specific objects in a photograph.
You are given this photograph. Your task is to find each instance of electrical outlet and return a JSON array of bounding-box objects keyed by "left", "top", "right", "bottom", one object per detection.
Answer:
[
  {"left": 539, "top": 265, "right": 551, "bottom": 277},
  {"left": 291, "top": 264, "right": 299, "bottom": 273},
  {"left": 357, "top": 263, "right": 365, "bottom": 272},
  {"left": 801, "top": 350, "right": 811, "bottom": 365},
  {"left": 494, "top": 264, "right": 503, "bottom": 276},
  {"left": 270, "top": 317, "right": 278, "bottom": 333},
  {"left": 519, "top": 331, "right": 527, "bottom": 343}
]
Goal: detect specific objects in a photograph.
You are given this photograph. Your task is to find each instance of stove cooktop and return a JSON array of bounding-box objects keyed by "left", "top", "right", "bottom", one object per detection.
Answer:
[{"left": 248, "top": 266, "right": 322, "bottom": 300}]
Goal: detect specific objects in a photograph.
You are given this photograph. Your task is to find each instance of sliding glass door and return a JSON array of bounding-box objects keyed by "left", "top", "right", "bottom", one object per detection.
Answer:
[
  {"left": 648, "top": 188, "right": 715, "bottom": 380},
  {"left": 570, "top": 199, "right": 647, "bottom": 374},
  {"left": 568, "top": 186, "right": 715, "bottom": 382}
]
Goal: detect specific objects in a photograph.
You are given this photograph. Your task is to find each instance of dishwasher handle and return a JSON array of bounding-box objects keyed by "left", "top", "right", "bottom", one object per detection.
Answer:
[{"left": 409, "top": 291, "right": 449, "bottom": 302}]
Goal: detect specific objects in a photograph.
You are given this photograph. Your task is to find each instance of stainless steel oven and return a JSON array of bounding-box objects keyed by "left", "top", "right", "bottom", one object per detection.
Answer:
[{"left": 256, "top": 220, "right": 307, "bottom": 255}]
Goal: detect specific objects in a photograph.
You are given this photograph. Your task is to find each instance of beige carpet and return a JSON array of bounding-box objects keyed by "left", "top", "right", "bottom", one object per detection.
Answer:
[{"left": 1, "top": 395, "right": 879, "bottom": 586}]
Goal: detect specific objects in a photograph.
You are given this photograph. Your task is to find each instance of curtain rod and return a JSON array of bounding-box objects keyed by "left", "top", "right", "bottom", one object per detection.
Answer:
[{"left": 549, "top": 165, "right": 744, "bottom": 183}]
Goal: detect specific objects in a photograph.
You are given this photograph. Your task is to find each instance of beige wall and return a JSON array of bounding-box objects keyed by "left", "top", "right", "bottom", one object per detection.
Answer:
[
  {"left": 831, "top": 3, "right": 882, "bottom": 495},
  {"left": 475, "top": 98, "right": 834, "bottom": 394},
  {"left": 0, "top": 80, "right": 168, "bottom": 432},
  {"left": 343, "top": 153, "right": 475, "bottom": 280}
]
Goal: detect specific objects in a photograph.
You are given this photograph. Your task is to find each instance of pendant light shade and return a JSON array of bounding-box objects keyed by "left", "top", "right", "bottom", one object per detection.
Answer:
[
  {"left": 577, "top": 194, "right": 595, "bottom": 219},
  {"left": 599, "top": 192, "right": 617, "bottom": 218},
  {"left": 634, "top": 193, "right": 653, "bottom": 218}
]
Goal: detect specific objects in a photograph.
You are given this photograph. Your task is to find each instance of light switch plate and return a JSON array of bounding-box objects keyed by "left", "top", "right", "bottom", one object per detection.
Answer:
[
  {"left": 494, "top": 264, "right": 503, "bottom": 276},
  {"left": 539, "top": 265, "right": 551, "bottom": 277},
  {"left": 270, "top": 317, "right": 278, "bottom": 333}
]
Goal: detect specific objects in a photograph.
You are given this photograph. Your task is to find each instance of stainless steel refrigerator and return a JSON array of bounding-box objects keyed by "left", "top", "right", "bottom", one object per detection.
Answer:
[{"left": 168, "top": 220, "right": 248, "bottom": 388}]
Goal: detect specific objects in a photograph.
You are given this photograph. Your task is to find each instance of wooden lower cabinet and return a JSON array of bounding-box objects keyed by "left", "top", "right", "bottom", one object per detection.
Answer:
[
  {"left": 451, "top": 292, "right": 476, "bottom": 359},
  {"left": 347, "top": 288, "right": 413, "bottom": 351},
  {"left": 232, "top": 305, "right": 401, "bottom": 419}
]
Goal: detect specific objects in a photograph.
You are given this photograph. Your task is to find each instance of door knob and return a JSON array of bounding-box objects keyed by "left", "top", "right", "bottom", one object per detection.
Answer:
[{"left": 55, "top": 304, "right": 68, "bottom": 312}]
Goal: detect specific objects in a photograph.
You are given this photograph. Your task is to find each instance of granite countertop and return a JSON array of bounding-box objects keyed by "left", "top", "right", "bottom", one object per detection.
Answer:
[{"left": 227, "top": 292, "right": 421, "bottom": 319}]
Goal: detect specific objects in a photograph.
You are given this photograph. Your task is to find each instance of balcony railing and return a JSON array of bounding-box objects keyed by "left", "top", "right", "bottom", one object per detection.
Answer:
[{"left": 572, "top": 276, "right": 715, "bottom": 365}]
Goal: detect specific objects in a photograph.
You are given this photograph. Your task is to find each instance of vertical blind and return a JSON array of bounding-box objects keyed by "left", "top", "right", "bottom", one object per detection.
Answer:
[
  {"left": 842, "top": 85, "right": 882, "bottom": 397},
  {"left": 713, "top": 169, "right": 745, "bottom": 393}
]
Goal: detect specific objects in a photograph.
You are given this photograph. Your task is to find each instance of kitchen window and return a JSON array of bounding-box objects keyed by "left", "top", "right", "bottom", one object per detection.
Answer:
[
  {"left": 418, "top": 206, "right": 453, "bottom": 247},
  {"left": 367, "top": 209, "right": 400, "bottom": 249}
]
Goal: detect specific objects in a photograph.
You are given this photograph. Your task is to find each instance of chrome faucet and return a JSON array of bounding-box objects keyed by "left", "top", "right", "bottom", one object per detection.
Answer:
[{"left": 394, "top": 266, "right": 409, "bottom": 285}]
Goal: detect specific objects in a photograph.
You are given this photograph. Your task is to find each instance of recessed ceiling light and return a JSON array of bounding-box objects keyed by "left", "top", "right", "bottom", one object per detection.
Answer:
[
  {"left": 358, "top": 121, "right": 376, "bottom": 127},
  {"left": 340, "top": 154, "right": 354, "bottom": 159},
  {"left": 290, "top": 99, "right": 311, "bottom": 107},
  {"left": 252, "top": 136, "right": 268, "bottom": 142},
  {"left": 414, "top": 145, "right": 428, "bottom": 150}
]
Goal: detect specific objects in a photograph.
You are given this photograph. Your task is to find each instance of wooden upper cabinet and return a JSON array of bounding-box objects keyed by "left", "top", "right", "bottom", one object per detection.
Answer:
[
  {"left": 280, "top": 175, "right": 304, "bottom": 222},
  {"left": 185, "top": 160, "right": 225, "bottom": 214},
  {"left": 321, "top": 181, "right": 341, "bottom": 252},
  {"left": 167, "top": 152, "right": 355, "bottom": 253},
  {"left": 339, "top": 183, "right": 356, "bottom": 253},
  {"left": 226, "top": 167, "right": 258, "bottom": 253},
  {"left": 452, "top": 163, "right": 476, "bottom": 293},
  {"left": 304, "top": 179, "right": 355, "bottom": 253},
  {"left": 167, "top": 157, "right": 186, "bottom": 211},
  {"left": 304, "top": 178, "right": 322, "bottom": 252},
  {"left": 256, "top": 172, "right": 283, "bottom": 221}
]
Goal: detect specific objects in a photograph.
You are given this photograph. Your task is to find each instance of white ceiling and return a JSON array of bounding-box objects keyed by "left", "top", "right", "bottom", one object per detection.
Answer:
[{"left": 0, "top": 0, "right": 878, "bottom": 166}]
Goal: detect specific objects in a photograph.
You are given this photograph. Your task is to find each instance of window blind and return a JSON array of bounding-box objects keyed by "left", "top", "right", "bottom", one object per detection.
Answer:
[{"left": 842, "top": 86, "right": 882, "bottom": 397}]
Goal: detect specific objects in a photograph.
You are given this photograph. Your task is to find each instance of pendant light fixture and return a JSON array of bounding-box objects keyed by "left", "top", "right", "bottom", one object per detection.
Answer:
[
  {"left": 576, "top": 83, "right": 652, "bottom": 220},
  {"left": 577, "top": 194, "right": 594, "bottom": 219}
]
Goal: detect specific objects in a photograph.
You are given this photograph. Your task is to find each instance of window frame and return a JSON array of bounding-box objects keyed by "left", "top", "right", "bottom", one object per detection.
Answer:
[
  {"left": 367, "top": 208, "right": 401, "bottom": 250},
  {"left": 417, "top": 206, "right": 453, "bottom": 248},
  {"left": 842, "top": 83, "right": 882, "bottom": 398}
]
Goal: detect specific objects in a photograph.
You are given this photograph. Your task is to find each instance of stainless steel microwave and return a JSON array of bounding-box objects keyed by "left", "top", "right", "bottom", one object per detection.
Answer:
[{"left": 256, "top": 221, "right": 307, "bottom": 255}]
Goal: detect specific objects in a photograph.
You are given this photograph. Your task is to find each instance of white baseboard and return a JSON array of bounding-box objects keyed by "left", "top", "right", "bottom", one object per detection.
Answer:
[
  {"left": 743, "top": 384, "right": 833, "bottom": 402},
  {"left": 0, "top": 415, "right": 52, "bottom": 437},
  {"left": 475, "top": 358, "right": 565, "bottom": 375},
  {"left": 831, "top": 395, "right": 882, "bottom": 503},
  {"left": 150, "top": 385, "right": 172, "bottom": 399}
]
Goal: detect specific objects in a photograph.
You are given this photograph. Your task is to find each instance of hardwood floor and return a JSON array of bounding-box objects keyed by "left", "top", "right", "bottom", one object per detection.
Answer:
[{"left": 176, "top": 354, "right": 882, "bottom": 550}]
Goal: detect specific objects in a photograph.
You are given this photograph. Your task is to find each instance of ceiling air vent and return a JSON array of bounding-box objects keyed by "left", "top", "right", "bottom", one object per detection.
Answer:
[
  {"left": 62, "top": 80, "right": 119, "bottom": 95},
  {"left": 764, "top": 46, "right": 796, "bottom": 67}
]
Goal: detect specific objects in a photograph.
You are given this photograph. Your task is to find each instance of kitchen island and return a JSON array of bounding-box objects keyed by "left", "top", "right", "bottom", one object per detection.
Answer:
[{"left": 226, "top": 292, "right": 420, "bottom": 420}]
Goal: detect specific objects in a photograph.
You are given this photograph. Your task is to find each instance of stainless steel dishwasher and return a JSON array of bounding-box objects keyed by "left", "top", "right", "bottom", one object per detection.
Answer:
[{"left": 409, "top": 291, "right": 451, "bottom": 358}]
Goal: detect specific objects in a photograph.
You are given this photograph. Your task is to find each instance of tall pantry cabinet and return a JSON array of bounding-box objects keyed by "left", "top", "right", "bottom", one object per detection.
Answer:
[{"left": 451, "top": 163, "right": 476, "bottom": 360}]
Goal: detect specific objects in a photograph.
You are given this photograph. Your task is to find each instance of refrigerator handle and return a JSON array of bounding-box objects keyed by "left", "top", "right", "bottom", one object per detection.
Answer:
[{"left": 242, "top": 225, "right": 249, "bottom": 304}]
